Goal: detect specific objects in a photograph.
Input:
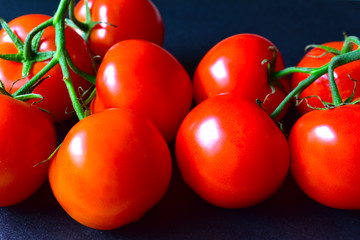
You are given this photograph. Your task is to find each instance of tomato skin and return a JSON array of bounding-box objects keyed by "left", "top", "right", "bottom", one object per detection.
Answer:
[
  {"left": 0, "top": 14, "right": 94, "bottom": 121},
  {"left": 0, "top": 94, "right": 57, "bottom": 206},
  {"left": 94, "top": 39, "right": 193, "bottom": 142},
  {"left": 289, "top": 105, "right": 360, "bottom": 209},
  {"left": 175, "top": 94, "right": 290, "bottom": 208},
  {"left": 193, "top": 33, "right": 290, "bottom": 119},
  {"left": 49, "top": 108, "right": 172, "bottom": 230},
  {"left": 291, "top": 42, "right": 360, "bottom": 115},
  {"left": 89, "top": 95, "right": 105, "bottom": 114},
  {"left": 75, "top": 0, "right": 164, "bottom": 58}
]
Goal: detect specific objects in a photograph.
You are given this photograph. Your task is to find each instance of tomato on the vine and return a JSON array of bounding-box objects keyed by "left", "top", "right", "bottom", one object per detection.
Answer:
[
  {"left": 175, "top": 94, "right": 290, "bottom": 208},
  {"left": 291, "top": 41, "right": 360, "bottom": 115},
  {"left": 49, "top": 108, "right": 172, "bottom": 230},
  {"left": 289, "top": 104, "right": 360, "bottom": 209},
  {"left": 94, "top": 39, "right": 193, "bottom": 142},
  {"left": 0, "top": 14, "right": 95, "bottom": 121},
  {"left": 0, "top": 94, "right": 57, "bottom": 207},
  {"left": 193, "top": 33, "right": 290, "bottom": 120},
  {"left": 74, "top": 0, "right": 164, "bottom": 58}
]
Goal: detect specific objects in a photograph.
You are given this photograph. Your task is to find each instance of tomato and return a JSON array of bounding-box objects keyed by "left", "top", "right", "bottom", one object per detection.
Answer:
[
  {"left": 48, "top": 108, "right": 172, "bottom": 230},
  {"left": 0, "top": 14, "right": 95, "bottom": 121},
  {"left": 94, "top": 39, "right": 193, "bottom": 142},
  {"left": 0, "top": 94, "right": 57, "bottom": 206},
  {"left": 89, "top": 95, "right": 105, "bottom": 114},
  {"left": 291, "top": 41, "right": 360, "bottom": 115},
  {"left": 193, "top": 33, "right": 290, "bottom": 120},
  {"left": 175, "top": 94, "right": 290, "bottom": 208},
  {"left": 74, "top": 0, "right": 164, "bottom": 58},
  {"left": 289, "top": 104, "right": 360, "bottom": 209}
]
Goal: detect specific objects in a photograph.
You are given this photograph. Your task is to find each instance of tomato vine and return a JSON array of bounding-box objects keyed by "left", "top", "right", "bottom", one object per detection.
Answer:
[
  {"left": 270, "top": 35, "right": 360, "bottom": 120},
  {"left": 0, "top": 0, "right": 96, "bottom": 120}
]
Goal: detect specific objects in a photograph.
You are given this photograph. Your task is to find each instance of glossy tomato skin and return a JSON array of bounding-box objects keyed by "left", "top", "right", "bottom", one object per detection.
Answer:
[
  {"left": 175, "top": 94, "right": 290, "bottom": 208},
  {"left": 291, "top": 42, "right": 360, "bottom": 115},
  {"left": 94, "top": 39, "right": 193, "bottom": 142},
  {"left": 49, "top": 108, "right": 172, "bottom": 230},
  {"left": 0, "top": 14, "right": 94, "bottom": 121},
  {"left": 289, "top": 105, "right": 360, "bottom": 209},
  {"left": 75, "top": 0, "right": 164, "bottom": 58},
  {"left": 0, "top": 94, "right": 57, "bottom": 206},
  {"left": 89, "top": 95, "right": 105, "bottom": 114},
  {"left": 193, "top": 33, "right": 290, "bottom": 120}
]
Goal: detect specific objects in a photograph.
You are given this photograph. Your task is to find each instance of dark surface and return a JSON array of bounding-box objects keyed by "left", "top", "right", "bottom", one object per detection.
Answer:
[{"left": 2, "top": 0, "right": 360, "bottom": 239}]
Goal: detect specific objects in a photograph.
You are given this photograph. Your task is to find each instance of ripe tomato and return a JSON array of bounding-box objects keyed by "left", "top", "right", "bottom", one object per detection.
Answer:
[
  {"left": 0, "top": 14, "right": 95, "bottom": 121},
  {"left": 175, "top": 94, "right": 290, "bottom": 208},
  {"left": 0, "top": 94, "right": 57, "bottom": 206},
  {"left": 193, "top": 33, "right": 290, "bottom": 120},
  {"left": 89, "top": 95, "right": 105, "bottom": 114},
  {"left": 291, "top": 41, "right": 360, "bottom": 115},
  {"left": 74, "top": 0, "right": 164, "bottom": 58},
  {"left": 289, "top": 104, "right": 360, "bottom": 209},
  {"left": 94, "top": 39, "right": 193, "bottom": 142},
  {"left": 48, "top": 108, "right": 172, "bottom": 230}
]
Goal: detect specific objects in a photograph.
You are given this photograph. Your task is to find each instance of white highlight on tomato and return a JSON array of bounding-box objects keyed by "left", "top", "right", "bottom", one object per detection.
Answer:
[
  {"left": 210, "top": 57, "right": 230, "bottom": 87},
  {"left": 196, "top": 117, "right": 220, "bottom": 150},
  {"left": 69, "top": 134, "right": 85, "bottom": 168},
  {"left": 314, "top": 125, "right": 336, "bottom": 142}
]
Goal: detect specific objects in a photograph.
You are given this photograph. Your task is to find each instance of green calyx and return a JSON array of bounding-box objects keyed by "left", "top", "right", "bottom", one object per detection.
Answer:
[
  {"left": 0, "top": 79, "right": 43, "bottom": 102},
  {"left": 0, "top": 18, "right": 55, "bottom": 77},
  {"left": 0, "top": 17, "right": 54, "bottom": 102},
  {"left": 67, "top": 0, "right": 116, "bottom": 42},
  {"left": 0, "top": 0, "right": 97, "bottom": 120},
  {"left": 269, "top": 35, "right": 360, "bottom": 120},
  {"left": 67, "top": 0, "right": 96, "bottom": 40}
]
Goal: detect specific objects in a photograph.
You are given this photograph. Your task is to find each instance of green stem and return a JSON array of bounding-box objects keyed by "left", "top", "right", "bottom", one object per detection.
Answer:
[
  {"left": 0, "top": 87, "right": 12, "bottom": 97},
  {"left": 305, "top": 44, "right": 341, "bottom": 55},
  {"left": 12, "top": 57, "right": 58, "bottom": 97},
  {"left": 64, "top": 50, "right": 96, "bottom": 84},
  {"left": 341, "top": 36, "right": 360, "bottom": 54},
  {"left": 53, "top": 0, "right": 71, "bottom": 24},
  {"left": 2, "top": 0, "right": 91, "bottom": 120},
  {"left": 273, "top": 66, "right": 313, "bottom": 79},
  {"left": 271, "top": 46, "right": 360, "bottom": 119},
  {"left": 0, "top": 17, "right": 24, "bottom": 51},
  {"left": 68, "top": 0, "right": 89, "bottom": 32},
  {"left": 23, "top": 18, "right": 53, "bottom": 61},
  {"left": 327, "top": 48, "right": 360, "bottom": 105},
  {"left": 59, "top": 51, "right": 85, "bottom": 120},
  {"left": 85, "top": 88, "right": 96, "bottom": 105},
  {"left": 327, "top": 61, "right": 342, "bottom": 106},
  {"left": 270, "top": 65, "right": 329, "bottom": 119},
  {"left": 14, "top": 93, "right": 43, "bottom": 102},
  {"left": 34, "top": 143, "right": 61, "bottom": 167},
  {"left": 54, "top": 0, "right": 85, "bottom": 120}
]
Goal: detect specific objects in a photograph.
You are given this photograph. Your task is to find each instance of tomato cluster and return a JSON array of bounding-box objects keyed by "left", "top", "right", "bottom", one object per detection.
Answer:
[
  {"left": 1, "top": 0, "right": 360, "bottom": 231},
  {"left": 0, "top": 14, "right": 94, "bottom": 121},
  {"left": 176, "top": 33, "right": 291, "bottom": 208}
]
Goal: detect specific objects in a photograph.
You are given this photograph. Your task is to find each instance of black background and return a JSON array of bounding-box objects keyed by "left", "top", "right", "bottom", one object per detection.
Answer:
[{"left": 1, "top": 0, "right": 360, "bottom": 239}]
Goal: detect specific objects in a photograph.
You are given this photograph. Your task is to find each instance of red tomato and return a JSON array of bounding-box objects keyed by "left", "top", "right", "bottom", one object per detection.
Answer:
[
  {"left": 291, "top": 41, "right": 360, "bottom": 115},
  {"left": 89, "top": 95, "right": 105, "bottom": 114},
  {"left": 0, "top": 14, "right": 95, "bottom": 121},
  {"left": 74, "top": 0, "right": 164, "bottom": 58},
  {"left": 175, "top": 94, "right": 290, "bottom": 208},
  {"left": 289, "top": 104, "right": 360, "bottom": 209},
  {"left": 0, "top": 94, "right": 57, "bottom": 206},
  {"left": 48, "top": 108, "right": 172, "bottom": 230},
  {"left": 193, "top": 33, "right": 290, "bottom": 120},
  {"left": 94, "top": 39, "right": 193, "bottom": 142}
]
